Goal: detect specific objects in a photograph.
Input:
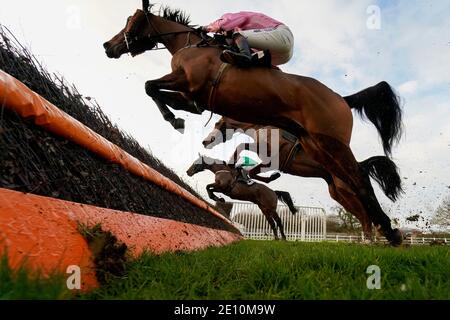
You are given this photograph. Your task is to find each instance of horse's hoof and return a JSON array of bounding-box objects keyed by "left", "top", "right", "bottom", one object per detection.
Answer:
[
  {"left": 144, "top": 81, "right": 153, "bottom": 95},
  {"left": 388, "top": 229, "right": 403, "bottom": 247},
  {"left": 171, "top": 118, "right": 185, "bottom": 132},
  {"left": 270, "top": 172, "right": 281, "bottom": 180}
]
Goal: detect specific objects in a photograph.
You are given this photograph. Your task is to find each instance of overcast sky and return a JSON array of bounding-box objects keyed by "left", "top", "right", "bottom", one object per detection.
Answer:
[{"left": 1, "top": 0, "right": 449, "bottom": 226}]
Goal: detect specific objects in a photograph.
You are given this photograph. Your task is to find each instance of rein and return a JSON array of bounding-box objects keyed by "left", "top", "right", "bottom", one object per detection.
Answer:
[
  {"left": 124, "top": 10, "right": 198, "bottom": 53},
  {"left": 125, "top": 11, "right": 228, "bottom": 53},
  {"left": 124, "top": 29, "right": 194, "bottom": 52}
]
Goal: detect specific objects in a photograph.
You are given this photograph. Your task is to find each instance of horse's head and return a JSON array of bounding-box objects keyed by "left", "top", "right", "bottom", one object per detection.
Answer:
[
  {"left": 202, "top": 117, "right": 257, "bottom": 149},
  {"left": 202, "top": 118, "right": 229, "bottom": 149},
  {"left": 103, "top": 2, "right": 158, "bottom": 58},
  {"left": 186, "top": 154, "right": 205, "bottom": 177},
  {"left": 104, "top": 1, "right": 195, "bottom": 59}
]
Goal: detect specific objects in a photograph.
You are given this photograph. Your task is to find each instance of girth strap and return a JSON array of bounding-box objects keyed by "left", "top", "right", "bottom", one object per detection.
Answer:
[
  {"left": 208, "top": 63, "right": 230, "bottom": 110},
  {"left": 281, "top": 140, "right": 301, "bottom": 171},
  {"left": 281, "top": 130, "right": 298, "bottom": 143}
]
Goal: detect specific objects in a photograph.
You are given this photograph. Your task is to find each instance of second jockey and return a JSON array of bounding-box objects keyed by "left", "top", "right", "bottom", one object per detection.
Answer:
[{"left": 200, "top": 11, "right": 294, "bottom": 67}]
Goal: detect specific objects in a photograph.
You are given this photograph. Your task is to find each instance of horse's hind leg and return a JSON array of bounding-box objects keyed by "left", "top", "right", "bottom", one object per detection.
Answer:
[
  {"left": 302, "top": 134, "right": 402, "bottom": 245},
  {"left": 328, "top": 181, "right": 373, "bottom": 241},
  {"left": 261, "top": 208, "right": 279, "bottom": 240},
  {"left": 281, "top": 146, "right": 373, "bottom": 241},
  {"left": 273, "top": 213, "right": 287, "bottom": 241}
]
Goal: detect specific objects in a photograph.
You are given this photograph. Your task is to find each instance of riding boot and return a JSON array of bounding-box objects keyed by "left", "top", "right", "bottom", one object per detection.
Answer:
[
  {"left": 251, "top": 49, "right": 273, "bottom": 68},
  {"left": 236, "top": 167, "right": 253, "bottom": 185},
  {"left": 220, "top": 34, "right": 252, "bottom": 67}
]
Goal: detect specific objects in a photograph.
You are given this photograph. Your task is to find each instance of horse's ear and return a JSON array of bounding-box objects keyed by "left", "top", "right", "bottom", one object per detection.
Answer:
[{"left": 142, "top": 0, "right": 150, "bottom": 12}]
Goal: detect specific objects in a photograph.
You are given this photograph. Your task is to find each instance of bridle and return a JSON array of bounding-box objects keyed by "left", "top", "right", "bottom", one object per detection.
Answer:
[{"left": 123, "top": 10, "right": 199, "bottom": 53}]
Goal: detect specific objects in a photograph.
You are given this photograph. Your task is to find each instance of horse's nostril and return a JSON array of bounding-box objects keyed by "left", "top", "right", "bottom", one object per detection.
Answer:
[{"left": 103, "top": 42, "right": 110, "bottom": 50}]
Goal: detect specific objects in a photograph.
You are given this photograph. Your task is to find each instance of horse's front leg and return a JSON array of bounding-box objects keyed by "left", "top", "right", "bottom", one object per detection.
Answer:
[
  {"left": 150, "top": 98, "right": 185, "bottom": 132},
  {"left": 206, "top": 183, "right": 225, "bottom": 203},
  {"left": 145, "top": 70, "right": 202, "bottom": 132},
  {"left": 248, "top": 164, "right": 281, "bottom": 183}
]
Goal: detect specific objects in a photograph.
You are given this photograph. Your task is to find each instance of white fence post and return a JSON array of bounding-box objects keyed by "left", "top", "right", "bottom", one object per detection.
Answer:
[{"left": 301, "top": 214, "right": 306, "bottom": 241}]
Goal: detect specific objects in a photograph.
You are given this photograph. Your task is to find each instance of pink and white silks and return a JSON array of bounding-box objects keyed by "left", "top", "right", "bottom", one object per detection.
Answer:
[{"left": 205, "top": 11, "right": 294, "bottom": 65}]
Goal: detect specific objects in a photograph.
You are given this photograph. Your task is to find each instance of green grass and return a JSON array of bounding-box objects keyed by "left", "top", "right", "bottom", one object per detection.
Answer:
[
  {"left": 0, "top": 256, "right": 71, "bottom": 300},
  {"left": 2, "top": 241, "right": 450, "bottom": 300}
]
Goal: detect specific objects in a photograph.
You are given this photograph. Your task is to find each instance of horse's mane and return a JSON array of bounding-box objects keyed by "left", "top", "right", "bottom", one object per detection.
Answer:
[{"left": 159, "top": 6, "right": 192, "bottom": 27}]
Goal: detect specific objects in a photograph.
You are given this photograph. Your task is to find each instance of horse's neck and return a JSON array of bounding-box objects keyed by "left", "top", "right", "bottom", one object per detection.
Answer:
[
  {"left": 154, "top": 17, "right": 201, "bottom": 55},
  {"left": 205, "top": 163, "right": 229, "bottom": 174}
]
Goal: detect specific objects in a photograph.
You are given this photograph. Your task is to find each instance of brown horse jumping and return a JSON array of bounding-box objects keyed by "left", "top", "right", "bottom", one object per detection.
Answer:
[
  {"left": 186, "top": 155, "right": 298, "bottom": 240},
  {"left": 202, "top": 116, "right": 403, "bottom": 239},
  {"left": 103, "top": 3, "right": 404, "bottom": 245}
]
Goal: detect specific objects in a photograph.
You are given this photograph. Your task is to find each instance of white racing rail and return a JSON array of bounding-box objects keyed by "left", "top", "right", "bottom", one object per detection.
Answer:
[
  {"left": 229, "top": 202, "right": 327, "bottom": 241},
  {"left": 229, "top": 201, "right": 447, "bottom": 245},
  {"left": 327, "top": 233, "right": 449, "bottom": 245}
]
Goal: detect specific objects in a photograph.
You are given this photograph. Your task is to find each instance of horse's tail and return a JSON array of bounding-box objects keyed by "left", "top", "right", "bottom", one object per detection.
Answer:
[
  {"left": 344, "top": 81, "right": 403, "bottom": 156},
  {"left": 275, "top": 191, "right": 298, "bottom": 215},
  {"left": 359, "top": 156, "right": 404, "bottom": 202}
]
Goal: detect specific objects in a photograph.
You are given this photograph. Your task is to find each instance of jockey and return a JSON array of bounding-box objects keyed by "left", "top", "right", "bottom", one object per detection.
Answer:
[
  {"left": 200, "top": 11, "right": 294, "bottom": 67},
  {"left": 234, "top": 155, "right": 258, "bottom": 185}
]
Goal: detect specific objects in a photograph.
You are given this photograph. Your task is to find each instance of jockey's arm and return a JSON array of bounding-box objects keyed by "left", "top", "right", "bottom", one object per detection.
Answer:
[{"left": 206, "top": 13, "right": 249, "bottom": 33}]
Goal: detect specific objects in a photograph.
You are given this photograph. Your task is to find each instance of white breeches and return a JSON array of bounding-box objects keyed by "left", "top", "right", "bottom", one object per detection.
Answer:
[{"left": 237, "top": 25, "right": 294, "bottom": 65}]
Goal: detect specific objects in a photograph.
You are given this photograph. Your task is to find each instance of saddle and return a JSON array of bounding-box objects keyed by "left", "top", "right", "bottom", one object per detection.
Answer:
[{"left": 235, "top": 167, "right": 255, "bottom": 186}]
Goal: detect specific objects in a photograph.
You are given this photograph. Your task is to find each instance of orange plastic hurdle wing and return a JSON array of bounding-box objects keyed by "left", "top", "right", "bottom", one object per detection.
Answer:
[{"left": 0, "top": 188, "right": 241, "bottom": 291}]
